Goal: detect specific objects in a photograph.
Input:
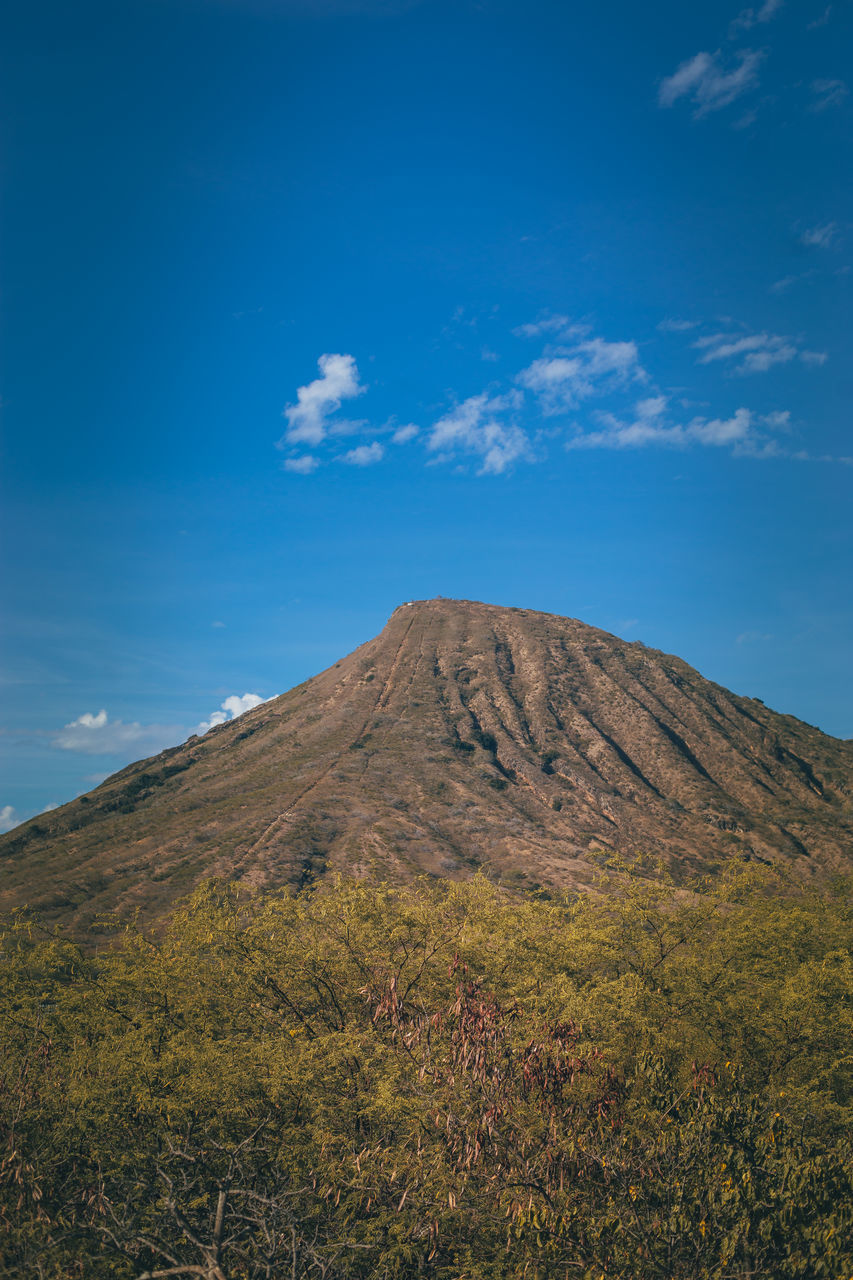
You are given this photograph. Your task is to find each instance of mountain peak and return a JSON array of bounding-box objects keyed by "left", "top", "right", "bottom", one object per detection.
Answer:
[{"left": 2, "top": 601, "right": 851, "bottom": 929}]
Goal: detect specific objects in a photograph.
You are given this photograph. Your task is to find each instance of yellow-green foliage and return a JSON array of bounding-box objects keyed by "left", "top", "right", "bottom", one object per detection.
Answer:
[{"left": 1, "top": 862, "right": 851, "bottom": 1279}]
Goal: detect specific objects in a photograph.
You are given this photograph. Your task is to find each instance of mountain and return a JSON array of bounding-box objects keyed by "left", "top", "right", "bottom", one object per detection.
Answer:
[{"left": 2, "top": 598, "right": 852, "bottom": 929}]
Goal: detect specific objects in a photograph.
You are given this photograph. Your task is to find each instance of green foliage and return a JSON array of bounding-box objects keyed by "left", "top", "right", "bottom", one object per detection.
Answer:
[{"left": 1, "top": 862, "right": 851, "bottom": 1278}]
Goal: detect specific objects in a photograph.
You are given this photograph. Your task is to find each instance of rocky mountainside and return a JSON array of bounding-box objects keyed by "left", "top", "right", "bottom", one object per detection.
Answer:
[{"left": 3, "top": 598, "right": 852, "bottom": 929}]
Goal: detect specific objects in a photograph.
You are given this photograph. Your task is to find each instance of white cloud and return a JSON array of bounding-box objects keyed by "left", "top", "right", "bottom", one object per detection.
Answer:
[
  {"left": 281, "top": 353, "right": 365, "bottom": 446},
  {"left": 340, "top": 441, "right": 385, "bottom": 466},
  {"left": 810, "top": 78, "right": 848, "bottom": 111},
  {"left": 689, "top": 408, "right": 754, "bottom": 445},
  {"left": 391, "top": 423, "right": 418, "bottom": 444},
  {"left": 801, "top": 222, "right": 837, "bottom": 249},
  {"left": 283, "top": 455, "right": 320, "bottom": 474},
  {"left": 0, "top": 802, "right": 60, "bottom": 834},
  {"left": 659, "top": 49, "right": 763, "bottom": 116},
  {"left": 54, "top": 694, "right": 272, "bottom": 755},
  {"left": 427, "top": 392, "right": 530, "bottom": 475},
  {"left": 518, "top": 356, "right": 584, "bottom": 404},
  {"left": 568, "top": 397, "right": 686, "bottom": 450},
  {"left": 212, "top": 620, "right": 226, "bottom": 629},
  {"left": 693, "top": 331, "right": 826, "bottom": 374},
  {"left": 730, "top": 0, "right": 782, "bottom": 35},
  {"left": 566, "top": 398, "right": 784, "bottom": 454},
  {"left": 578, "top": 338, "right": 644, "bottom": 380},
  {"left": 518, "top": 337, "right": 645, "bottom": 412},
  {"left": 223, "top": 693, "right": 266, "bottom": 718},
  {"left": 0, "top": 805, "right": 19, "bottom": 834},
  {"left": 198, "top": 693, "right": 267, "bottom": 732}
]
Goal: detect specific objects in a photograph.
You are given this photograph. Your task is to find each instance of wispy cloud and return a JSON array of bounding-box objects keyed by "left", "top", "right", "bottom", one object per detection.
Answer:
[
  {"left": 518, "top": 338, "right": 646, "bottom": 412},
  {"left": 693, "top": 331, "right": 827, "bottom": 374},
  {"left": 801, "top": 222, "right": 838, "bottom": 249},
  {"left": 810, "top": 78, "right": 849, "bottom": 111},
  {"left": 281, "top": 353, "right": 365, "bottom": 446},
  {"left": 427, "top": 392, "right": 530, "bottom": 475},
  {"left": 770, "top": 271, "right": 816, "bottom": 294},
  {"left": 340, "top": 441, "right": 385, "bottom": 466},
  {"left": 659, "top": 49, "right": 763, "bottom": 116},
  {"left": 391, "top": 423, "right": 419, "bottom": 444},
  {"left": 513, "top": 314, "right": 588, "bottom": 339},
  {"left": 658, "top": 317, "right": 699, "bottom": 332},
  {"left": 53, "top": 709, "right": 185, "bottom": 755},
  {"left": 566, "top": 398, "right": 786, "bottom": 454},
  {"left": 283, "top": 454, "right": 320, "bottom": 475},
  {"left": 729, "top": 0, "right": 783, "bottom": 36}
]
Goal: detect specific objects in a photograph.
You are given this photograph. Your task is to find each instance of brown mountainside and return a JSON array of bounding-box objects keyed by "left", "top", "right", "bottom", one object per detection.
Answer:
[{"left": 2, "top": 598, "right": 852, "bottom": 928}]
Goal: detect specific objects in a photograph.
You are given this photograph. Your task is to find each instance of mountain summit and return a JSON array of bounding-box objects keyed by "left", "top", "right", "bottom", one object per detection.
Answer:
[{"left": 3, "top": 599, "right": 852, "bottom": 927}]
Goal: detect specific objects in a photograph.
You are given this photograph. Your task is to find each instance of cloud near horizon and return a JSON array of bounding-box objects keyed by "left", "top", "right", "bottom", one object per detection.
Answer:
[
  {"left": 197, "top": 693, "right": 268, "bottom": 732},
  {"left": 0, "top": 801, "right": 60, "bottom": 834},
  {"left": 54, "top": 695, "right": 273, "bottom": 755}
]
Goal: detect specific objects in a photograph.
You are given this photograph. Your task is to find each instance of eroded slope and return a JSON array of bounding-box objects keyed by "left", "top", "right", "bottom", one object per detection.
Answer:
[{"left": 2, "top": 599, "right": 851, "bottom": 928}]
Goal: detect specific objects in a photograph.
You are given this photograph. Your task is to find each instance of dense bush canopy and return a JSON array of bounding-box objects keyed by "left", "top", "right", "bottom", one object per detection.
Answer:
[{"left": 2, "top": 861, "right": 851, "bottom": 1278}]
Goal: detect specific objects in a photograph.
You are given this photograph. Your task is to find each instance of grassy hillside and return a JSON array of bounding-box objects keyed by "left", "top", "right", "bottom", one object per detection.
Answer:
[{"left": 2, "top": 859, "right": 851, "bottom": 1278}]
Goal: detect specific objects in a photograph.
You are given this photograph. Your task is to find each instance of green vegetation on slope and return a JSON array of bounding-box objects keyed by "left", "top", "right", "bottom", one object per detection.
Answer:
[{"left": 2, "top": 862, "right": 851, "bottom": 1279}]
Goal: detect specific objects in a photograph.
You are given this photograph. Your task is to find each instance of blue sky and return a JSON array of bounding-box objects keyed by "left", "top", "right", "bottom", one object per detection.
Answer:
[{"left": 1, "top": 0, "right": 851, "bottom": 828}]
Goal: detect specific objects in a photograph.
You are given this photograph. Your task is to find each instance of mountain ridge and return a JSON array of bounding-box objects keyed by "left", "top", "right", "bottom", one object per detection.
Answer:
[{"left": 3, "top": 597, "right": 852, "bottom": 929}]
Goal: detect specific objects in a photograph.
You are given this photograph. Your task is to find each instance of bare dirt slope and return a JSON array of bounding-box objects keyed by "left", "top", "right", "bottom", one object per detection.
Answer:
[{"left": 3, "top": 599, "right": 852, "bottom": 928}]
